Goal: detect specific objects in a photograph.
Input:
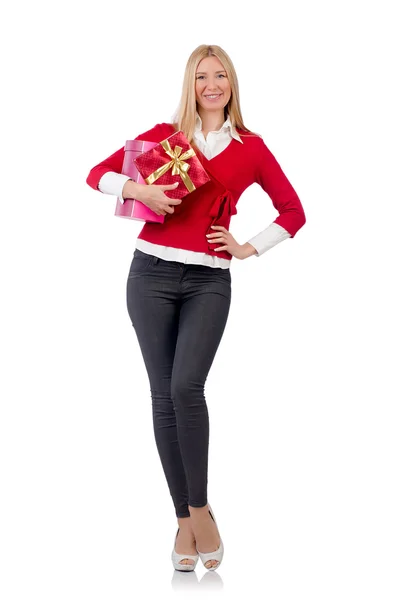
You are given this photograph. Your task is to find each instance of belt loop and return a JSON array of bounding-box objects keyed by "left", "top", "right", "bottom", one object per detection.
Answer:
[{"left": 153, "top": 256, "right": 159, "bottom": 265}]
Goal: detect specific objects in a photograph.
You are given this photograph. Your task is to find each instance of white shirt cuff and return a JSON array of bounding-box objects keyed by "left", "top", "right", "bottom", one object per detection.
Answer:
[
  {"left": 98, "top": 172, "right": 132, "bottom": 204},
  {"left": 248, "top": 223, "right": 291, "bottom": 257}
]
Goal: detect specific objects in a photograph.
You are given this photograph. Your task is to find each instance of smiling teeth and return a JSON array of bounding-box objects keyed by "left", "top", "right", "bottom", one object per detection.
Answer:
[{"left": 206, "top": 95, "right": 220, "bottom": 98}]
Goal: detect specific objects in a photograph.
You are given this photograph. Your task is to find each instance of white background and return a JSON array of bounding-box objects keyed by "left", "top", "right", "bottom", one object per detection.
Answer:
[{"left": 1, "top": 0, "right": 396, "bottom": 598}]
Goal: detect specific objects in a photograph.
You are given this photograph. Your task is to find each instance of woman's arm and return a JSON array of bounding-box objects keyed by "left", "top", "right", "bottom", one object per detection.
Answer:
[
  {"left": 255, "top": 138, "right": 306, "bottom": 238},
  {"left": 86, "top": 146, "right": 125, "bottom": 191},
  {"left": 86, "top": 151, "right": 140, "bottom": 202}
]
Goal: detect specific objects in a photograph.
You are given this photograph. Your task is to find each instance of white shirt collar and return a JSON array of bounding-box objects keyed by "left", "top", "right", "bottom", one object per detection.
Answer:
[{"left": 195, "top": 112, "right": 243, "bottom": 143}]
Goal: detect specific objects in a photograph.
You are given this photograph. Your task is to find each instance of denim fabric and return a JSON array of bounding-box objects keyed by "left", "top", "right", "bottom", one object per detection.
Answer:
[{"left": 126, "top": 249, "right": 231, "bottom": 517}]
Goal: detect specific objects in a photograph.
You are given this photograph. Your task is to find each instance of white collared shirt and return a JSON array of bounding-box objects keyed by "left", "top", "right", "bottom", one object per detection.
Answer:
[
  {"left": 98, "top": 114, "right": 291, "bottom": 267},
  {"left": 193, "top": 112, "right": 243, "bottom": 158}
]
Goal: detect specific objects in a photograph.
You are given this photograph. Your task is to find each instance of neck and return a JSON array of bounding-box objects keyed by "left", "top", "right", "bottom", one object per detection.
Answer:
[{"left": 197, "top": 108, "right": 226, "bottom": 133}]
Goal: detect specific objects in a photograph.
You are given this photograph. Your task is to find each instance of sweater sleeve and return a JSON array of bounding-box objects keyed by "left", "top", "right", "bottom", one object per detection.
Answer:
[
  {"left": 85, "top": 122, "right": 172, "bottom": 192},
  {"left": 255, "top": 138, "right": 306, "bottom": 238},
  {"left": 86, "top": 145, "right": 125, "bottom": 191}
]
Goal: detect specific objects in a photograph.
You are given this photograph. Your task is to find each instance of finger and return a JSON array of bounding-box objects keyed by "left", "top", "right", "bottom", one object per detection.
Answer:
[
  {"left": 166, "top": 198, "right": 183, "bottom": 205},
  {"left": 160, "top": 182, "right": 180, "bottom": 190},
  {"left": 214, "top": 245, "right": 228, "bottom": 252},
  {"left": 164, "top": 206, "right": 175, "bottom": 214},
  {"left": 208, "top": 236, "right": 226, "bottom": 243}
]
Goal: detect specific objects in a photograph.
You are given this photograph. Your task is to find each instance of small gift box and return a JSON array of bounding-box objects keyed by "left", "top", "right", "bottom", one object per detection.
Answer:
[
  {"left": 114, "top": 139, "right": 165, "bottom": 223},
  {"left": 133, "top": 130, "right": 210, "bottom": 201}
]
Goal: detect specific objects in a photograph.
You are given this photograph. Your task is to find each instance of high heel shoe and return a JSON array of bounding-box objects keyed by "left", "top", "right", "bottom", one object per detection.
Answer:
[
  {"left": 197, "top": 503, "right": 224, "bottom": 571},
  {"left": 171, "top": 527, "right": 199, "bottom": 572}
]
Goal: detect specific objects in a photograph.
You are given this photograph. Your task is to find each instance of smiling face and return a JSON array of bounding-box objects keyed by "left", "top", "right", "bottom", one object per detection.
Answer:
[{"left": 195, "top": 55, "right": 231, "bottom": 114}]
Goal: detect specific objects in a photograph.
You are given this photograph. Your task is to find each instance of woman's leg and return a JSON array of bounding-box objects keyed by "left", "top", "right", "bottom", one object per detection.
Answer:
[
  {"left": 126, "top": 251, "right": 190, "bottom": 518},
  {"left": 171, "top": 264, "right": 232, "bottom": 509}
]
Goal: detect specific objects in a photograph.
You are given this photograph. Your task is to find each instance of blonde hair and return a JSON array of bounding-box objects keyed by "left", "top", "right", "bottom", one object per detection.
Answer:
[{"left": 171, "top": 44, "right": 258, "bottom": 144}]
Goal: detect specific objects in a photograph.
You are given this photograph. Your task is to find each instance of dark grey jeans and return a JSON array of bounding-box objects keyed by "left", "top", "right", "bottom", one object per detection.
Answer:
[{"left": 126, "top": 248, "right": 232, "bottom": 518}]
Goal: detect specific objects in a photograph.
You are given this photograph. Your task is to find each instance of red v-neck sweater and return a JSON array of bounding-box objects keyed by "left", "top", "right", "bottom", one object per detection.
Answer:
[{"left": 86, "top": 122, "right": 306, "bottom": 261}]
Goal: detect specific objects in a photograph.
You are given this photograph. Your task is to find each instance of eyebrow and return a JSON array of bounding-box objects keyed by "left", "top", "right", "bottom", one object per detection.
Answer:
[{"left": 196, "top": 70, "right": 227, "bottom": 74}]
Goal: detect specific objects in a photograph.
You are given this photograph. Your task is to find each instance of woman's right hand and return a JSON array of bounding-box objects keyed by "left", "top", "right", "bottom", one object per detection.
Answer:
[{"left": 122, "top": 180, "right": 182, "bottom": 216}]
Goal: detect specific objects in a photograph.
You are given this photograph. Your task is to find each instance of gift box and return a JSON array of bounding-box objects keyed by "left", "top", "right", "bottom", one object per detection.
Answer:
[
  {"left": 114, "top": 139, "right": 165, "bottom": 223},
  {"left": 133, "top": 130, "right": 210, "bottom": 201}
]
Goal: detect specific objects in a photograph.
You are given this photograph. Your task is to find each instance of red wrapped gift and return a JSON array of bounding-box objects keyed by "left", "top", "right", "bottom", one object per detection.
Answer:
[{"left": 133, "top": 130, "right": 210, "bottom": 200}]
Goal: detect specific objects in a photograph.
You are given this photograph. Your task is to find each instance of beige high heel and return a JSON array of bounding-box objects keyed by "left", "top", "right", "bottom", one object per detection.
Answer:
[
  {"left": 171, "top": 527, "right": 199, "bottom": 571},
  {"left": 197, "top": 504, "right": 224, "bottom": 571}
]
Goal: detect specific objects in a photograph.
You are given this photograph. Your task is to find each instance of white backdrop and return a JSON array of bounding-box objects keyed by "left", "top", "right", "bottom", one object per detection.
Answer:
[{"left": 1, "top": 0, "right": 396, "bottom": 598}]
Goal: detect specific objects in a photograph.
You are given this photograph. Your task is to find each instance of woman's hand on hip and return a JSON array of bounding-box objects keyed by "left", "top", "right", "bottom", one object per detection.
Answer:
[{"left": 206, "top": 226, "right": 257, "bottom": 259}]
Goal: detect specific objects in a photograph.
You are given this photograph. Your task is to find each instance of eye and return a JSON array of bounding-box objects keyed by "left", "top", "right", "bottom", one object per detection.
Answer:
[
  {"left": 196, "top": 75, "right": 205, "bottom": 80},
  {"left": 217, "top": 74, "right": 226, "bottom": 78}
]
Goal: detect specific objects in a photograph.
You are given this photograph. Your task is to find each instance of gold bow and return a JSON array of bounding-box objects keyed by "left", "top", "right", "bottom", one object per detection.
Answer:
[{"left": 145, "top": 139, "right": 196, "bottom": 193}]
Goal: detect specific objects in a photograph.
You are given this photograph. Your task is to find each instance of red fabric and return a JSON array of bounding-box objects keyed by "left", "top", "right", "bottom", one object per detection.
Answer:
[
  {"left": 86, "top": 122, "right": 306, "bottom": 261},
  {"left": 133, "top": 130, "right": 210, "bottom": 200}
]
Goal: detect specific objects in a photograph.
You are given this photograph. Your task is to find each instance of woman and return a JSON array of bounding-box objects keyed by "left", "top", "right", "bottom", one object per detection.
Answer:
[{"left": 86, "top": 44, "right": 306, "bottom": 572}]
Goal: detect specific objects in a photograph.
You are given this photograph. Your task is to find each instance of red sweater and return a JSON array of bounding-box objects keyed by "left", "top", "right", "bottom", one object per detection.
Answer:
[{"left": 86, "top": 122, "right": 306, "bottom": 261}]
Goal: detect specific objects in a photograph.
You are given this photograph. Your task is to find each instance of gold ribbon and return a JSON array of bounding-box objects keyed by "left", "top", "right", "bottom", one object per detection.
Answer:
[{"left": 144, "top": 139, "right": 196, "bottom": 193}]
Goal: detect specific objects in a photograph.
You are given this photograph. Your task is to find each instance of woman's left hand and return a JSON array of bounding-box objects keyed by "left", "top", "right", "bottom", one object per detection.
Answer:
[{"left": 206, "top": 226, "right": 257, "bottom": 260}]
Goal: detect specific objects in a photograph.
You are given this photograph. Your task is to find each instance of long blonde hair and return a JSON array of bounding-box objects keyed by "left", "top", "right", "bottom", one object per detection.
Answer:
[{"left": 171, "top": 44, "right": 257, "bottom": 143}]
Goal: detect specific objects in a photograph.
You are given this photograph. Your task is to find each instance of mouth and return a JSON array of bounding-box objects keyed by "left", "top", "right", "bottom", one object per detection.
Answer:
[{"left": 203, "top": 93, "right": 223, "bottom": 101}]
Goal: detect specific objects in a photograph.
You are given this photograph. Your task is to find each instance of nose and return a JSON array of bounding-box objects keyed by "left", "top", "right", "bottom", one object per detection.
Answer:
[{"left": 205, "top": 76, "right": 221, "bottom": 91}]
